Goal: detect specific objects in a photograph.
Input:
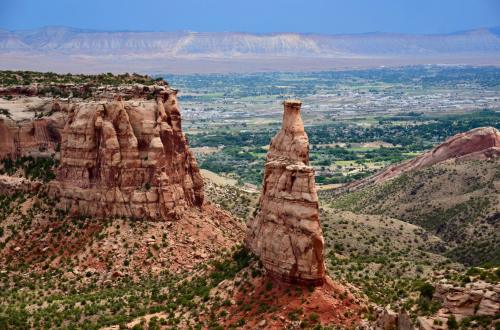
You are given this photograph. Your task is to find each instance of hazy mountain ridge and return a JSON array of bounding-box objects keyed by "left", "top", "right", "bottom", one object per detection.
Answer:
[{"left": 1, "top": 25, "right": 500, "bottom": 57}]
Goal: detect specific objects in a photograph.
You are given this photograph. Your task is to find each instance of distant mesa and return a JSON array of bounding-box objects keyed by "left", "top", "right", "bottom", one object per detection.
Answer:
[
  {"left": 1, "top": 26, "right": 500, "bottom": 73},
  {"left": 2, "top": 26, "right": 500, "bottom": 57},
  {"left": 246, "top": 99, "right": 326, "bottom": 285}
]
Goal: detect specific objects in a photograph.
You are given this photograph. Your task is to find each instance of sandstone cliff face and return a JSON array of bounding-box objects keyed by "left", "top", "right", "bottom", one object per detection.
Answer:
[
  {"left": 246, "top": 100, "right": 325, "bottom": 285},
  {"left": 48, "top": 90, "right": 204, "bottom": 219},
  {"left": 343, "top": 126, "right": 500, "bottom": 192},
  {"left": 0, "top": 117, "right": 61, "bottom": 159},
  {"left": 0, "top": 119, "right": 16, "bottom": 158}
]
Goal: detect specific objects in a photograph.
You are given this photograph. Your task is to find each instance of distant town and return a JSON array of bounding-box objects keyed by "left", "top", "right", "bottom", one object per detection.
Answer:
[{"left": 168, "top": 66, "right": 500, "bottom": 186}]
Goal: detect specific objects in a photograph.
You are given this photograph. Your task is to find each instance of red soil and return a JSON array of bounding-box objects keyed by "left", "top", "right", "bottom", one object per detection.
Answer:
[{"left": 214, "top": 274, "right": 366, "bottom": 329}]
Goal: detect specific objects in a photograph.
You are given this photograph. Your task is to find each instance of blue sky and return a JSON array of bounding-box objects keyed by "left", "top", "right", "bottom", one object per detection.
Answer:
[{"left": 1, "top": 0, "right": 499, "bottom": 34}]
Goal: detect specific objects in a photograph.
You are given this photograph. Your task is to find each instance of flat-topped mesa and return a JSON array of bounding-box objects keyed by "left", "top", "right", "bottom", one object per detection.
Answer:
[
  {"left": 48, "top": 89, "right": 204, "bottom": 220},
  {"left": 246, "top": 100, "right": 325, "bottom": 286}
]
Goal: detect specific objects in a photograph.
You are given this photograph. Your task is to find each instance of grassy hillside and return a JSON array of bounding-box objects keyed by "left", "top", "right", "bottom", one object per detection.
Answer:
[{"left": 329, "top": 159, "right": 500, "bottom": 267}]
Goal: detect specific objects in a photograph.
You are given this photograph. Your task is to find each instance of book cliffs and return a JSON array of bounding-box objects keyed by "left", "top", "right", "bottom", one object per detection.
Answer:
[{"left": 246, "top": 100, "right": 326, "bottom": 286}]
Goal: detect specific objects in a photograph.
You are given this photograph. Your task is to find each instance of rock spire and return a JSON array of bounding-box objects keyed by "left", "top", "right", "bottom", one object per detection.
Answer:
[{"left": 246, "top": 100, "right": 325, "bottom": 285}]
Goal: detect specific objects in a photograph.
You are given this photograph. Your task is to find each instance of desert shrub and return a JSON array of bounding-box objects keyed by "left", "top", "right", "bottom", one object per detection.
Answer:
[
  {"left": 447, "top": 315, "right": 458, "bottom": 330},
  {"left": 417, "top": 282, "right": 435, "bottom": 299}
]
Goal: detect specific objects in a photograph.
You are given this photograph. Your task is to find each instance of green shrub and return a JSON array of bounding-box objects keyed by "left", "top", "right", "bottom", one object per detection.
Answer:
[{"left": 447, "top": 315, "right": 458, "bottom": 330}]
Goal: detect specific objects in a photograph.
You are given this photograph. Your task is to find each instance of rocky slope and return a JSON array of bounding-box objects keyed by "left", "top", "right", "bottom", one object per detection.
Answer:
[
  {"left": 246, "top": 100, "right": 326, "bottom": 285},
  {"left": 339, "top": 127, "right": 500, "bottom": 193}
]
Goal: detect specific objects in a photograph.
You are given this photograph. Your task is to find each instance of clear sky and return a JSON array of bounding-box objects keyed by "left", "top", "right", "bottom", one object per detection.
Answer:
[{"left": 1, "top": 0, "right": 499, "bottom": 34}]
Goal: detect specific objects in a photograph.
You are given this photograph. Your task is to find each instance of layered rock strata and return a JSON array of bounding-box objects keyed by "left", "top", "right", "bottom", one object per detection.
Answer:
[
  {"left": 246, "top": 100, "right": 325, "bottom": 285},
  {"left": 416, "top": 280, "right": 500, "bottom": 329},
  {"left": 339, "top": 126, "right": 500, "bottom": 193},
  {"left": 48, "top": 90, "right": 204, "bottom": 219},
  {"left": 0, "top": 117, "right": 61, "bottom": 159}
]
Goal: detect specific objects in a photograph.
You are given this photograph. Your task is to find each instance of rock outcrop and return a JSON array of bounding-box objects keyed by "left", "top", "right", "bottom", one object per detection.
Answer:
[
  {"left": 434, "top": 280, "right": 500, "bottom": 318},
  {"left": 342, "top": 126, "right": 500, "bottom": 192},
  {"left": 404, "top": 279, "right": 500, "bottom": 330},
  {"left": 374, "top": 306, "right": 415, "bottom": 330},
  {"left": 48, "top": 90, "right": 204, "bottom": 219},
  {"left": 0, "top": 117, "right": 61, "bottom": 159},
  {"left": 0, "top": 175, "right": 41, "bottom": 196},
  {"left": 246, "top": 100, "right": 325, "bottom": 285}
]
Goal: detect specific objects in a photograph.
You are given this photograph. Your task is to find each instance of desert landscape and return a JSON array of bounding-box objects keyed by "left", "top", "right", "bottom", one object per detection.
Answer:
[
  {"left": 0, "top": 70, "right": 498, "bottom": 329},
  {"left": 0, "top": 1, "right": 499, "bottom": 329}
]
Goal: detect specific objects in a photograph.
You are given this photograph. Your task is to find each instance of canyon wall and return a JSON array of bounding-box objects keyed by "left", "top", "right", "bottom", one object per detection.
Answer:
[
  {"left": 48, "top": 90, "right": 204, "bottom": 219},
  {"left": 0, "top": 116, "right": 61, "bottom": 159}
]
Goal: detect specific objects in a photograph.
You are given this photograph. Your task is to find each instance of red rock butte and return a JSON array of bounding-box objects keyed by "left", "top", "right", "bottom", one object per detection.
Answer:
[
  {"left": 246, "top": 100, "right": 326, "bottom": 286},
  {"left": 47, "top": 89, "right": 204, "bottom": 220}
]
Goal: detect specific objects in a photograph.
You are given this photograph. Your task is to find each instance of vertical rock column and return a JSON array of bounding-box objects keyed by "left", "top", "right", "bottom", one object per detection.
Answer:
[{"left": 246, "top": 100, "right": 325, "bottom": 286}]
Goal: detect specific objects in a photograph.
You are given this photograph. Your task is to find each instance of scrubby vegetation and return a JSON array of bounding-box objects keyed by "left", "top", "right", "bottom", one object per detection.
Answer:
[
  {"left": 320, "top": 207, "right": 460, "bottom": 307},
  {"left": 1, "top": 156, "right": 57, "bottom": 182},
  {"left": 0, "top": 185, "right": 253, "bottom": 329},
  {"left": 0, "top": 70, "right": 165, "bottom": 87},
  {"left": 203, "top": 179, "right": 257, "bottom": 220},
  {"left": 329, "top": 159, "right": 500, "bottom": 267},
  {"left": 0, "top": 246, "right": 252, "bottom": 329}
]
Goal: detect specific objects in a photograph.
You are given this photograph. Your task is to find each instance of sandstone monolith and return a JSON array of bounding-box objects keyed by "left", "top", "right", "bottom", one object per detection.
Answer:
[{"left": 246, "top": 100, "right": 325, "bottom": 285}]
